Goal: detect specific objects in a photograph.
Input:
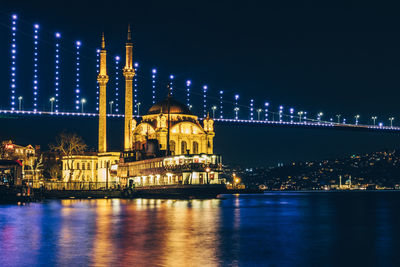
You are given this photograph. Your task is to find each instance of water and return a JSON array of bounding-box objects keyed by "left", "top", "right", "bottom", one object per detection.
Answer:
[{"left": 0, "top": 192, "right": 400, "bottom": 267}]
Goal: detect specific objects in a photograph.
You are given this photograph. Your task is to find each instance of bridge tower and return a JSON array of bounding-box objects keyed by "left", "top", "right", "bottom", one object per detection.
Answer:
[
  {"left": 97, "top": 33, "right": 109, "bottom": 153},
  {"left": 123, "top": 25, "right": 135, "bottom": 151}
]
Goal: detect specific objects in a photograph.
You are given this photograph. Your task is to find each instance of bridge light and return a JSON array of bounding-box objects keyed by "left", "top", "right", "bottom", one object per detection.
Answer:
[
  {"left": 152, "top": 68, "right": 157, "bottom": 104},
  {"left": 186, "top": 80, "right": 191, "bottom": 108},
  {"left": 203, "top": 85, "right": 208, "bottom": 118},
  {"left": 33, "top": 23, "right": 40, "bottom": 112},
  {"left": 264, "top": 102, "right": 269, "bottom": 121},
  {"left": 10, "top": 14, "right": 18, "bottom": 111},
  {"left": 114, "top": 56, "right": 120, "bottom": 113},
  {"left": 219, "top": 90, "right": 224, "bottom": 119},
  {"left": 75, "top": 40, "right": 81, "bottom": 110},
  {"left": 134, "top": 62, "right": 139, "bottom": 114},
  {"left": 96, "top": 48, "right": 100, "bottom": 111},
  {"left": 54, "top": 32, "right": 61, "bottom": 112}
]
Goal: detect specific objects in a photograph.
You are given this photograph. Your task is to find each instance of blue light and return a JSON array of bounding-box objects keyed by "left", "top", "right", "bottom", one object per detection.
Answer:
[
  {"left": 279, "top": 106, "right": 283, "bottom": 122},
  {"left": 264, "top": 102, "right": 269, "bottom": 121},
  {"left": 186, "top": 80, "right": 191, "bottom": 108},
  {"left": 169, "top": 74, "right": 174, "bottom": 95},
  {"left": 203, "top": 85, "right": 208, "bottom": 118},
  {"left": 10, "top": 14, "right": 18, "bottom": 111},
  {"left": 96, "top": 48, "right": 100, "bottom": 111},
  {"left": 134, "top": 62, "right": 139, "bottom": 114},
  {"left": 75, "top": 41, "right": 81, "bottom": 110},
  {"left": 33, "top": 23, "right": 40, "bottom": 112},
  {"left": 250, "top": 99, "right": 254, "bottom": 120},
  {"left": 152, "top": 68, "right": 157, "bottom": 104},
  {"left": 114, "top": 56, "right": 120, "bottom": 113},
  {"left": 234, "top": 94, "right": 239, "bottom": 120},
  {"left": 219, "top": 90, "right": 223, "bottom": 119},
  {"left": 54, "top": 32, "right": 61, "bottom": 112}
]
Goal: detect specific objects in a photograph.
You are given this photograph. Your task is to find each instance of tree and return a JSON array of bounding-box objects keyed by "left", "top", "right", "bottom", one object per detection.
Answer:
[
  {"left": 28, "top": 154, "right": 44, "bottom": 181},
  {"left": 50, "top": 132, "right": 87, "bottom": 182}
]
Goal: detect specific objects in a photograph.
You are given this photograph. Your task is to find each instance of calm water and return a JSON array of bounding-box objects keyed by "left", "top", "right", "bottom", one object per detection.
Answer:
[{"left": 1, "top": 192, "right": 400, "bottom": 267}]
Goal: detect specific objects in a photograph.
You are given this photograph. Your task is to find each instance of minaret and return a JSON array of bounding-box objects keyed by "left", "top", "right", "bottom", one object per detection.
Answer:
[
  {"left": 123, "top": 25, "right": 135, "bottom": 151},
  {"left": 97, "top": 33, "right": 109, "bottom": 153}
]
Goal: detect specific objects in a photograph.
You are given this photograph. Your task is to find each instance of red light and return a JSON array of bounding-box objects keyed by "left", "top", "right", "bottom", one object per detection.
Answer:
[{"left": 5, "top": 144, "right": 14, "bottom": 150}]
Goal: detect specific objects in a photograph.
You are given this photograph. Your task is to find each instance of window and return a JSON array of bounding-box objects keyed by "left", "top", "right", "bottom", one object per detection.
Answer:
[
  {"left": 193, "top": 141, "right": 199, "bottom": 154},
  {"left": 82, "top": 163, "right": 85, "bottom": 170},
  {"left": 181, "top": 141, "right": 187, "bottom": 154},
  {"left": 76, "top": 163, "right": 80, "bottom": 169},
  {"left": 170, "top": 140, "right": 176, "bottom": 155},
  {"left": 87, "top": 163, "right": 91, "bottom": 170}
]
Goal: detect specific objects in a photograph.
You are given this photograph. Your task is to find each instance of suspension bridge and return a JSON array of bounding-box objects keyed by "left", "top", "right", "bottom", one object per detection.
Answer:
[{"left": 1, "top": 13, "right": 399, "bottom": 132}]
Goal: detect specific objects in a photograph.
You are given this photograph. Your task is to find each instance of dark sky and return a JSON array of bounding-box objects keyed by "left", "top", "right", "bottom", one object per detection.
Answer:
[{"left": 1, "top": 0, "right": 400, "bottom": 166}]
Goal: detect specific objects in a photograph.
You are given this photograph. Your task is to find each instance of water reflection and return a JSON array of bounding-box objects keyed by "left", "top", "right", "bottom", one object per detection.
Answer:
[{"left": 0, "top": 192, "right": 400, "bottom": 266}]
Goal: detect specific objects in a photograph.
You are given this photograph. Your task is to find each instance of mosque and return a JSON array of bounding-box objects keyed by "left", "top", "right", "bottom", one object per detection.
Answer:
[{"left": 62, "top": 27, "right": 223, "bottom": 187}]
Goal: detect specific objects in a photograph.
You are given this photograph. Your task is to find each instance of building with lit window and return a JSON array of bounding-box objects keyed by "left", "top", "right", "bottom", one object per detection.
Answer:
[{"left": 118, "top": 97, "right": 223, "bottom": 187}]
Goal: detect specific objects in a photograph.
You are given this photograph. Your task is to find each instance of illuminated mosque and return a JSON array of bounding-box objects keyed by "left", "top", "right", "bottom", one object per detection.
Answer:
[{"left": 62, "top": 27, "right": 222, "bottom": 187}]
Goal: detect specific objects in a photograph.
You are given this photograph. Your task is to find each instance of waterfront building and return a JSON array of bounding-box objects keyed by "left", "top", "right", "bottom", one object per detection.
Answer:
[{"left": 118, "top": 99, "right": 221, "bottom": 187}]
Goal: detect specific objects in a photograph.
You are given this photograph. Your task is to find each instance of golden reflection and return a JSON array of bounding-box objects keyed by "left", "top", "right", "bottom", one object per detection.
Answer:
[{"left": 91, "top": 199, "right": 115, "bottom": 267}]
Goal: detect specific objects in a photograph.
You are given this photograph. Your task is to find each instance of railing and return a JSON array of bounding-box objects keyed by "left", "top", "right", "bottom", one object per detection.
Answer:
[{"left": 31, "top": 181, "right": 119, "bottom": 190}]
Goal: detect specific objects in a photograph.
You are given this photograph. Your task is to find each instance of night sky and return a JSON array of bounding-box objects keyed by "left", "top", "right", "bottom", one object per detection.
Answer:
[{"left": 1, "top": 0, "right": 400, "bottom": 166}]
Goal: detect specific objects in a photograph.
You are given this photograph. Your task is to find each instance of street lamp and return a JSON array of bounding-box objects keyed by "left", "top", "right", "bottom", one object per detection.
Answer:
[
  {"left": 257, "top": 108, "right": 263, "bottom": 120},
  {"left": 18, "top": 96, "right": 23, "bottom": 111},
  {"left": 81, "top": 98, "right": 86, "bottom": 113},
  {"left": 136, "top": 102, "right": 141, "bottom": 116},
  {"left": 211, "top": 106, "right": 217, "bottom": 118},
  {"left": 109, "top": 101, "right": 114, "bottom": 114},
  {"left": 354, "top": 115, "right": 360, "bottom": 125},
  {"left": 234, "top": 107, "right": 240, "bottom": 120},
  {"left": 317, "top": 112, "right": 323, "bottom": 123},
  {"left": 298, "top": 111, "right": 304, "bottom": 122},
  {"left": 336, "top": 114, "right": 341, "bottom": 124},
  {"left": 371, "top": 116, "right": 377, "bottom": 125},
  {"left": 50, "top": 97, "right": 55, "bottom": 113},
  {"left": 389, "top": 117, "right": 395, "bottom": 127}
]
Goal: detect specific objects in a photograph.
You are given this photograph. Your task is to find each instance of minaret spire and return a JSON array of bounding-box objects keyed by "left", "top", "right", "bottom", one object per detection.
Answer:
[
  {"left": 127, "top": 24, "right": 131, "bottom": 42},
  {"left": 97, "top": 33, "right": 109, "bottom": 153},
  {"left": 123, "top": 25, "right": 135, "bottom": 151},
  {"left": 101, "top": 32, "right": 105, "bottom": 49}
]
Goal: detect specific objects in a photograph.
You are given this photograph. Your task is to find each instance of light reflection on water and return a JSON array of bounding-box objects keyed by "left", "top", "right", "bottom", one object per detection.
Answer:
[{"left": 0, "top": 192, "right": 400, "bottom": 266}]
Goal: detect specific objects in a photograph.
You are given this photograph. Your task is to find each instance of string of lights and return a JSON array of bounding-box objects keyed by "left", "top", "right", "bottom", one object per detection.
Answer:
[
  {"left": 152, "top": 69, "right": 157, "bottom": 104},
  {"left": 186, "top": 80, "right": 191, "bottom": 109},
  {"left": 219, "top": 90, "right": 223, "bottom": 119},
  {"left": 264, "top": 102, "right": 269, "bottom": 121},
  {"left": 234, "top": 94, "right": 239, "bottom": 120},
  {"left": 169, "top": 74, "right": 174, "bottom": 95},
  {"left": 10, "top": 14, "right": 18, "bottom": 111},
  {"left": 96, "top": 49, "right": 100, "bottom": 111},
  {"left": 203, "top": 85, "right": 208, "bottom": 118},
  {"left": 114, "top": 56, "right": 120, "bottom": 113},
  {"left": 33, "top": 24, "right": 40, "bottom": 112},
  {"left": 75, "top": 41, "right": 81, "bottom": 110},
  {"left": 250, "top": 99, "right": 254, "bottom": 120},
  {"left": 54, "top": 32, "right": 61, "bottom": 112},
  {"left": 134, "top": 62, "right": 139, "bottom": 114}
]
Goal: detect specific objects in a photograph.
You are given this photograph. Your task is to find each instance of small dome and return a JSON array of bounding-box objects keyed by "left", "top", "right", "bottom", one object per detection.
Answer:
[{"left": 147, "top": 97, "right": 192, "bottom": 115}]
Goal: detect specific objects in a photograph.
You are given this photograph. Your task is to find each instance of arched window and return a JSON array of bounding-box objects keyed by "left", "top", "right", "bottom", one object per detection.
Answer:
[
  {"left": 181, "top": 141, "right": 187, "bottom": 154},
  {"left": 193, "top": 141, "right": 199, "bottom": 154},
  {"left": 87, "top": 163, "right": 91, "bottom": 170},
  {"left": 169, "top": 140, "right": 176, "bottom": 155},
  {"left": 82, "top": 163, "right": 85, "bottom": 170},
  {"left": 76, "top": 163, "right": 80, "bottom": 169}
]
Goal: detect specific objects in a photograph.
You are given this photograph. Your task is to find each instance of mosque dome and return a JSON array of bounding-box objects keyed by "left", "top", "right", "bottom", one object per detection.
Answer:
[{"left": 147, "top": 97, "right": 192, "bottom": 115}]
